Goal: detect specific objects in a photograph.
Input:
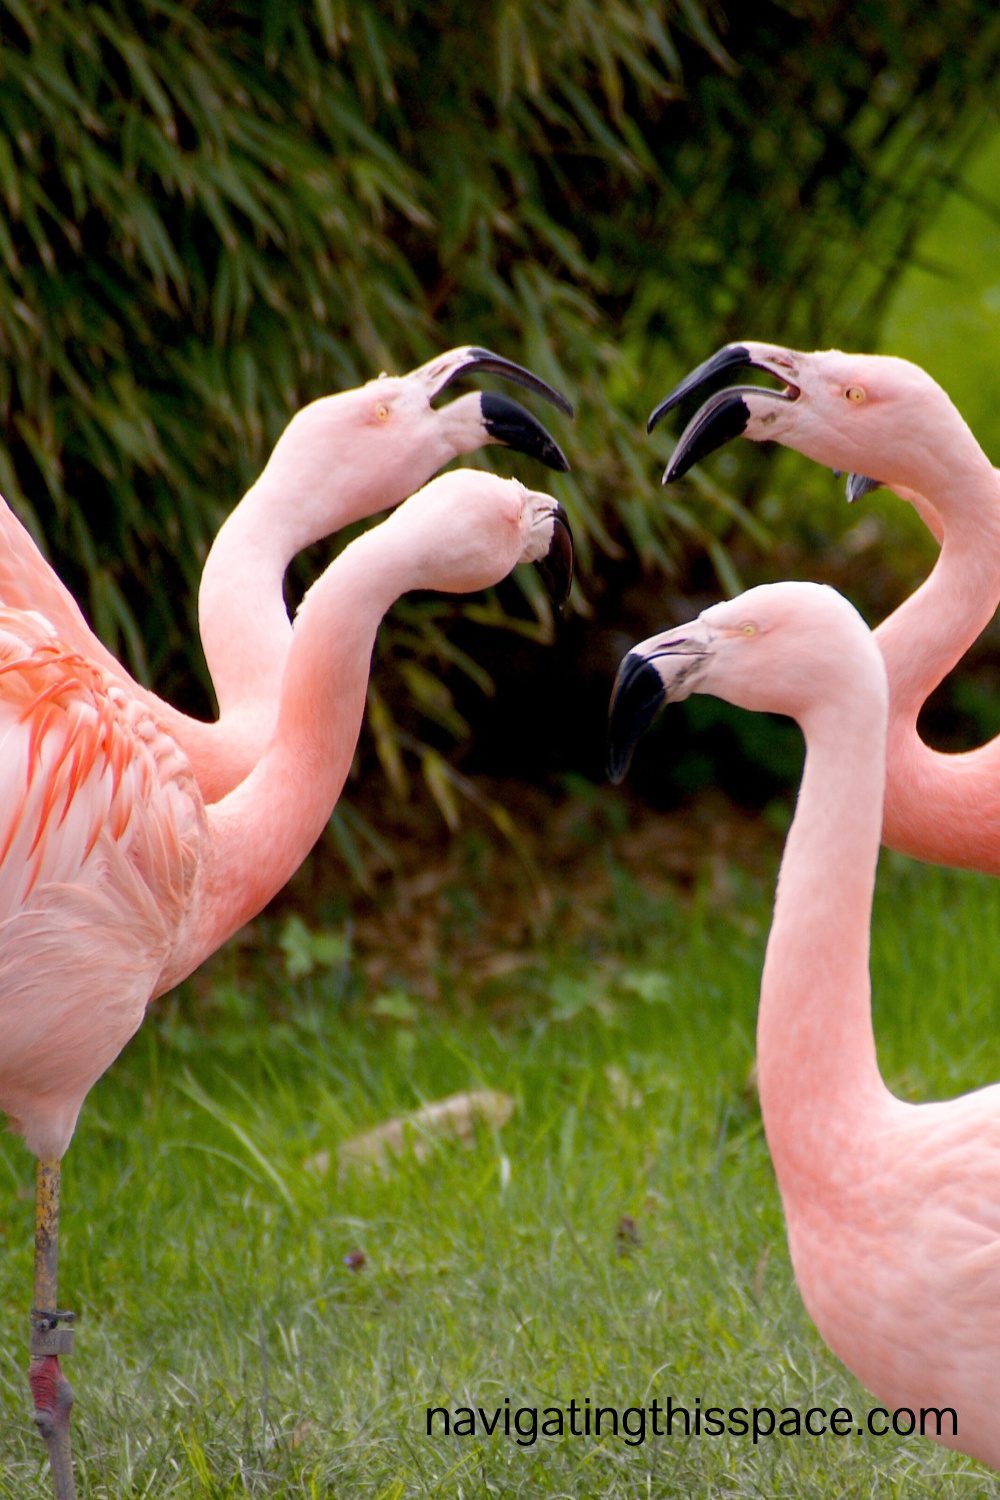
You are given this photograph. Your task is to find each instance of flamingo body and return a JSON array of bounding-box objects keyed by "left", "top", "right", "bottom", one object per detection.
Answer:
[
  {"left": 0, "top": 469, "right": 571, "bottom": 1160},
  {"left": 609, "top": 582, "right": 1000, "bottom": 1469},
  {"left": 787, "top": 1093, "right": 1000, "bottom": 1448},
  {"left": 0, "top": 609, "right": 202, "bottom": 1159},
  {"left": 649, "top": 343, "right": 1000, "bottom": 875}
]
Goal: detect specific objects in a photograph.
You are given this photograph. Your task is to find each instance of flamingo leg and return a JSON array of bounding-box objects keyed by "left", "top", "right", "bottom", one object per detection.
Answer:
[{"left": 28, "top": 1157, "right": 76, "bottom": 1500}]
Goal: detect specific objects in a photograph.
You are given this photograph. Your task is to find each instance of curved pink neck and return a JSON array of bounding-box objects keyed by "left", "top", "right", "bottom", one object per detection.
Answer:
[
  {"left": 197, "top": 483, "right": 296, "bottom": 722},
  {"left": 175, "top": 525, "right": 409, "bottom": 983},
  {"left": 757, "top": 686, "right": 892, "bottom": 1190},
  {"left": 875, "top": 457, "right": 1000, "bottom": 723},
  {"left": 197, "top": 399, "right": 419, "bottom": 725},
  {"left": 896, "top": 484, "right": 944, "bottom": 546}
]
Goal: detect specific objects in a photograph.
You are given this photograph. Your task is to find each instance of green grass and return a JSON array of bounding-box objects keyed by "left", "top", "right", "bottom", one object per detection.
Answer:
[{"left": 1, "top": 839, "right": 999, "bottom": 1497}]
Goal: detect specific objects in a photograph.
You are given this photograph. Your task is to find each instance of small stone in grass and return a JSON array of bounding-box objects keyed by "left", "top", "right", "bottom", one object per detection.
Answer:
[{"left": 616, "top": 1214, "right": 641, "bottom": 1254}]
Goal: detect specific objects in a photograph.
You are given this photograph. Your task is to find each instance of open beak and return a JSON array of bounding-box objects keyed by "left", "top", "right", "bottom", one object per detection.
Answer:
[
  {"left": 480, "top": 391, "right": 569, "bottom": 472},
  {"left": 647, "top": 342, "right": 801, "bottom": 483},
  {"left": 607, "top": 623, "right": 713, "bottom": 783},
  {"left": 410, "top": 346, "right": 572, "bottom": 472},
  {"left": 413, "top": 345, "right": 575, "bottom": 418},
  {"left": 534, "top": 503, "right": 574, "bottom": 610}
]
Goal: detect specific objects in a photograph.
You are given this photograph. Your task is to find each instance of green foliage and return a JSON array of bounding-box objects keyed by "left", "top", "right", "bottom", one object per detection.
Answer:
[
  {"left": 0, "top": 1, "right": 998, "bottom": 780},
  {"left": 277, "top": 913, "right": 350, "bottom": 980},
  {"left": 883, "top": 131, "right": 1000, "bottom": 459}
]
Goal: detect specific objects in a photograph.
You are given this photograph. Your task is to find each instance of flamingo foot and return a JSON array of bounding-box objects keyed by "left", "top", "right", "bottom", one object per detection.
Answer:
[{"left": 29, "top": 1335, "right": 76, "bottom": 1498}]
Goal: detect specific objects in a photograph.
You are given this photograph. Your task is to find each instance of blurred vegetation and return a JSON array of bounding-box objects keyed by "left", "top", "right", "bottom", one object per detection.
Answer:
[
  {"left": 883, "top": 132, "right": 1000, "bottom": 462},
  {"left": 0, "top": 0, "right": 999, "bottom": 831}
]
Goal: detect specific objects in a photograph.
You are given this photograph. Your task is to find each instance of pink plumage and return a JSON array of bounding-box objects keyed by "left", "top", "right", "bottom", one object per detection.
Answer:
[{"left": 0, "top": 609, "right": 201, "bottom": 1161}]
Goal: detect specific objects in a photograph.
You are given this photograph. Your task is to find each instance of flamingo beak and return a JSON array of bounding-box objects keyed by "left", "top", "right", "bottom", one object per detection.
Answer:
[
  {"left": 659, "top": 388, "right": 757, "bottom": 483},
  {"left": 845, "top": 473, "right": 881, "bottom": 504},
  {"left": 607, "top": 625, "right": 712, "bottom": 783},
  {"left": 480, "top": 392, "right": 570, "bottom": 472},
  {"left": 647, "top": 342, "right": 801, "bottom": 483},
  {"left": 415, "top": 345, "right": 575, "bottom": 417},
  {"left": 647, "top": 344, "right": 760, "bottom": 432},
  {"left": 534, "top": 503, "right": 574, "bottom": 610}
]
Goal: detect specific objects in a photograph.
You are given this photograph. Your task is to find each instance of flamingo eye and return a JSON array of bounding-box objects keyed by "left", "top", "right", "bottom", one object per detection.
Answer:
[
  {"left": 845, "top": 385, "right": 866, "bottom": 403},
  {"left": 740, "top": 622, "right": 757, "bottom": 636},
  {"left": 375, "top": 401, "right": 390, "bottom": 421}
]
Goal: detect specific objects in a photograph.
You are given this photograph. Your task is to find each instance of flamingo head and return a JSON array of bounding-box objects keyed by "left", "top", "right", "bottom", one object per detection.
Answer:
[
  {"left": 607, "top": 580, "right": 881, "bottom": 783},
  {"left": 269, "top": 347, "right": 573, "bottom": 547},
  {"left": 356, "top": 345, "right": 571, "bottom": 479},
  {"left": 647, "top": 342, "right": 987, "bottom": 503},
  {"left": 383, "top": 469, "right": 574, "bottom": 610}
]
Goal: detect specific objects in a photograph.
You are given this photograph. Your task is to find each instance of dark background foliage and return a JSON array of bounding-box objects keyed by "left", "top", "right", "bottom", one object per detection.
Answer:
[{"left": 1, "top": 0, "right": 998, "bottom": 847}]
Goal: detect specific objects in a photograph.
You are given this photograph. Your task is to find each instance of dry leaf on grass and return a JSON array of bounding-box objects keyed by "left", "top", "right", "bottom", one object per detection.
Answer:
[{"left": 307, "top": 1089, "right": 515, "bottom": 1175}]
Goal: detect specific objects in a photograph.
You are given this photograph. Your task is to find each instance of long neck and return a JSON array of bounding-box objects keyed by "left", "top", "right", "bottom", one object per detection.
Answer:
[
  {"left": 875, "top": 455, "right": 1000, "bottom": 722},
  {"left": 197, "top": 402, "right": 398, "bottom": 722},
  {"left": 180, "top": 525, "right": 411, "bottom": 979},
  {"left": 757, "top": 680, "right": 891, "bottom": 1191},
  {"left": 198, "top": 480, "right": 297, "bottom": 721}
]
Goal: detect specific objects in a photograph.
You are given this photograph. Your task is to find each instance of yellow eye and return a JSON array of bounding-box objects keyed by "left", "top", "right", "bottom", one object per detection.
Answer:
[
  {"left": 375, "top": 401, "right": 390, "bottom": 421},
  {"left": 740, "top": 622, "right": 757, "bottom": 636},
  {"left": 845, "top": 385, "right": 866, "bottom": 403}
]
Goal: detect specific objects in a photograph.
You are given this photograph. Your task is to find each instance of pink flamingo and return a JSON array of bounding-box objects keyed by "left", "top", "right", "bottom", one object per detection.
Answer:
[
  {"left": 647, "top": 342, "right": 1000, "bottom": 874},
  {"left": 1, "top": 469, "right": 573, "bottom": 1499},
  {"left": 608, "top": 580, "right": 1000, "bottom": 1471},
  {"left": 1, "top": 347, "right": 571, "bottom": 803}
]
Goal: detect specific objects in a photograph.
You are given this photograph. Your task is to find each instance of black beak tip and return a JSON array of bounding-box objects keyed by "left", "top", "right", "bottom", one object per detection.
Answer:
[
  {"left": 663, "top": 390, "right": 751, "bottom": 483},
  {"left": 647, "top": 343, "right": 753, "bottom": 434},
  {"left": 544, "top": 442, "right": 571, "bottom": 474},
  {"left": 536, "top": 507, "right": 574, "bottom": 611},
  {"left": 845, "top": 473, "right": 882, "bottom": 504},
  {"left": 481, "top": 391, "right": 570, "bottom": 473},
  {"left": 606, "top": 741, "right": 632, "bottom": 786},
  {"left": 466, "top": 348, "right": 575, "bottom": 418},
  {"left": 606, "top": 654, "right": 667, "bottom": 783}
]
